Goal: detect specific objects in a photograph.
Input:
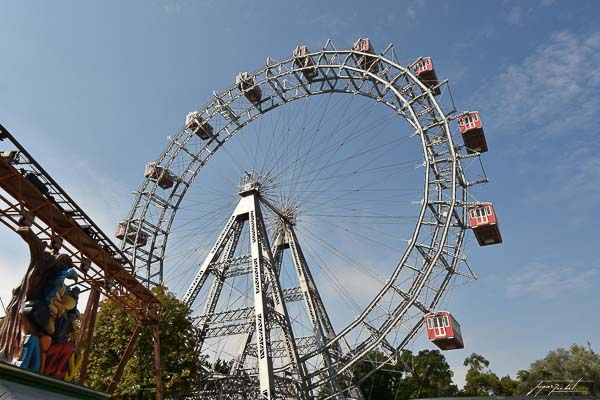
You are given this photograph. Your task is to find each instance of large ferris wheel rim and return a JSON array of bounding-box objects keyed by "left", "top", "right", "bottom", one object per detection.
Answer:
[
  {"left": 120, "top": 39, "right": 468, "bottom": 378},
  {"left": 123, "top": 41, "right": 459, "bottom": 270}
]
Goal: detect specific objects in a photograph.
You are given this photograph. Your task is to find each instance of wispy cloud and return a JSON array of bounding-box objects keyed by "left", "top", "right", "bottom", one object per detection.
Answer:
[
  {"left": 475, "top": 30, "right": 600, "bottom": 137},
  {"left": 507, "top": 6, "right": 525, "bottom": 25},
  {"left": 337, "top": 269, "right": 382, "bottom": 305},
  {"left": 551, "top": 146, "right": 600, "bottom": 203},
  {"left": 160, "top": 0, "right": 190, "bottom": 15},
  {"left": 506, "top": 261, "right": 600, "bottom": 300},
  {"left": 473, "top": 29, "right": 600, "bottom": 209},
  {"left": 60, "top": 155, "right": 131, "bottom": 235},
  {"left": 406, "top": 0, "right": 433, "bottom": 22},
  {"left": 505, "top": 1, "right": 556, "bottom": 25},
  {"left": 312, "top": 13, "right": 357, "bottom": 41}
]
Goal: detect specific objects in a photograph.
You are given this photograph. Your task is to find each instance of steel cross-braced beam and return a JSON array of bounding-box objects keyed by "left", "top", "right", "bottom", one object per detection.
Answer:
[
  {"left": 269, "top": 219, "right": 363, "bottom": 400},
  {"left": 185, "top": 174, "right": 310, "bottom": 400},
  {"left": 185, "top": 173, "right": 364, "bottom": 399}
]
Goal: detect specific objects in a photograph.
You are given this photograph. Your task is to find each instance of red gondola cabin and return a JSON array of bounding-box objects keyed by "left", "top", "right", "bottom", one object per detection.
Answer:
[
  {"left": 115, "top": 221, "right": 148, "bottom": 246},
  {"left": 236, "top": 72, "right": 262, "bottom": 105},
  {"left": 293, "top": 46, "right": 318, "bottom": 80},
  {"left": 424, "top": 311, "right": 464, "bottom": 350},
  {"left": 458, "top": 111, "right": 488, "bottom": 153},
  {"left": 186, "top": 111, "right": 214, "bottom": 140},
  {"left": 413, "top": 57, "right": 441, "bottom": 96},
  {"left": 468, "top": 202, "right": 502, "bottom": 246},
  {"left": 144, "top": 162, "right": 174, "bottom": 189},
  {"left": 352, "top": 38, "right": 379, "bottom": 73}
]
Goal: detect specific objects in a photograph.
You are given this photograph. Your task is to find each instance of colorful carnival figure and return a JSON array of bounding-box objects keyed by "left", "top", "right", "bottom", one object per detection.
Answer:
[
  {"left": 0, "top": 226, "right": 82, "bottom": 379},
  {"left": 44, "top": 284, "right": 83, "bottom": 379}
]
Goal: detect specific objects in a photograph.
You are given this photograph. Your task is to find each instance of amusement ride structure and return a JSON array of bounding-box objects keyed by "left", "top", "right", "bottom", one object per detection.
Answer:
[
  {"left": 114, "top": 38, "right": 502, "bottom": 399},
  {"left": 0, "top": 124, "right": 164, "bottom": 398},
  {"left": 0, "top": 37, "right": 502, "bottom": 400}
]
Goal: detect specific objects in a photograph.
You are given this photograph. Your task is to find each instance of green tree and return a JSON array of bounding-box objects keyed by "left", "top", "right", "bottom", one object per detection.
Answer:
[
  {"left": 349, "top": 349, "right": 458, "bottom": 400},
  {"left": 517, "top": 343, "right": 600, "bottom": 395},
  {"left": 498, "top": 375, "right": 519, "bottom": 395},
  {"left": 397, "top": 349, "right": 458, "bottom": 399},
  {"left": 352, "top": 351, "right": 396, "bottom": 400},
  {"left": 86, "top": 286, "right": 202, "bottom": 399},
  {"left": 462, "top": 353, "right": 502, "bottom": 396}
]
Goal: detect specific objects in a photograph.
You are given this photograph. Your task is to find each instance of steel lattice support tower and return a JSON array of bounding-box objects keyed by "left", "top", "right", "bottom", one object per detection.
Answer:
[
  {"left": 184, "top": 173, "right": 307, "bottom": 399},
  {"left": 268, "top": 220, "right": 363, "bottom": 400},
  {"left": 183, "top": 173, "right": 362, "bottom": 399}
]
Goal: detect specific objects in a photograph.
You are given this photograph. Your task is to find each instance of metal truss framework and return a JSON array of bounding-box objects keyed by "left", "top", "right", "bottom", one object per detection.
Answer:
[
  {"left": 183, "top": 176, "right": 309, "bottom": 399},
  {"left": 183, "top": 174, "right": 361, "bottom": 399},
  {"left": 119, "top": 39, "right": 485, "bottom": 397},
  {"left": 0, "top": 125, "right": 163, "bottom": 399}
]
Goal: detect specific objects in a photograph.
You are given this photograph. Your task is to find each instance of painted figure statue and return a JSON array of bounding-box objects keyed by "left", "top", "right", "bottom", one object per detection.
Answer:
[{"left": 0, "top": 225, "right": 83, "bottom": 380}]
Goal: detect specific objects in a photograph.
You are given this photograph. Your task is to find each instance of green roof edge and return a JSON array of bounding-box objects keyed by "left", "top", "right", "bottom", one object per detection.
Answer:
[{"left": 0, "top": 361, "right": 110, "bottom": 400}]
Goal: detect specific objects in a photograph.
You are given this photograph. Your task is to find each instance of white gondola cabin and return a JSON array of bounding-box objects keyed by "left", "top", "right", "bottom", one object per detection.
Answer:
[
  {"left": 413, "top": 57, "right": 441, "bottom": 95},
  {"left": 144, "top": 162, "right": 174, "bottom": 189},
  {"left": 236, "top": 72, "right": 262, "bottom": 105},
  {"left": 424, "top": 311, "right": 464, "bottom": 350},
  {"left": 458, "top": 111, "right": 488, "bottom": 153},
  {"left": 186, "top": 111, "right": 214, "bottom": 140},
  {"left": 114, "top": 221, "right": 148, "bottom": 246},
  {"left": 293, "top": 45, "right": 318, "bottom": 80},
  {"left": 352, "top": 38, "right": 379, "bottom": 73},
  {"left": 468, "top": 202, "right": 502, "bottom": 246}
]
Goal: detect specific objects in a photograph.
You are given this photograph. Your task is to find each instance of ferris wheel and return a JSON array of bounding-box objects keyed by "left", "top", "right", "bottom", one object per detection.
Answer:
[{"left": 116, "top": 38, "right": 501, "bottom": 399}]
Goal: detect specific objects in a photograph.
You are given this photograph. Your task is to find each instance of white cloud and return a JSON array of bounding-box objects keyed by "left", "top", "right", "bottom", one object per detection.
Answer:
[
  {"left": 507, "top": 6, "right": 524, "bottom": 25},
  {"left": 472, "top": 29, "right": 600, "bottom": 209},
  {"left": 336, "top": 269, "right": 382, "bottom": 306},
  {"left": 59, "top": 155, "right": 131, "bottom": 236},
  {"left": 554, "top": 147, "right": 600, "bottom": 203},
  {"left": 522, "top": 140, "right": 600, "bottom": 215},
  {"left": 161, "top": 0, "right": 190, "bottom": 15},
  {"left": 475, "top": 30, "right": 600, "bottom": 137},
  {"left": 406, "top": 7, "right": 417, "bottom": 20},
  {"left": 506, "top": 261, "right": 599, "bottom": 300}
]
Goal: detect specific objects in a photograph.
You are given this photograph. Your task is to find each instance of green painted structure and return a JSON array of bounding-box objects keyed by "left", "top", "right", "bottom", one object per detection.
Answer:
[{"left": 0, "top": 361, "right": 109, "bottom": 400}]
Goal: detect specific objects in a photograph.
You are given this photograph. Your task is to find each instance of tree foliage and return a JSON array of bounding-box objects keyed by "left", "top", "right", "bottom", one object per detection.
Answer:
[
  {"left": 351, "top": 351, "right": 395, "bottom": 400},
  {"left": 516, "top": 343, "right": 600, "bottom": 395},
  {"left": 350, "top": 349, "right": 457, "bottom": 400},
  {"left": 86, "top": 286, "right": 202, "bottom": 399},
  {"left": 461, "top": 345, "right": 600, "bottom": 397},
  {"left": 462, "top": 353, "right": 502, "bottom": 396},
  {"left": 83, "top": 289, "right": 599, "bottom": 400},
  {"left": 497, "top": 374, "right": 519, "bottom": 396}
]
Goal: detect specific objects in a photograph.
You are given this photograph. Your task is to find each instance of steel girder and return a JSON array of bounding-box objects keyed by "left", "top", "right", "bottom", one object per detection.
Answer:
[{"left": 184, "top": 185, "right": 310, "bottom": 400}]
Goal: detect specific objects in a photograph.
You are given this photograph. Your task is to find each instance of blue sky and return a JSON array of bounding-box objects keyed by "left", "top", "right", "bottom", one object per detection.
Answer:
[{"left": 1, "top": 0, "right": 599, "bottom": 388}]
